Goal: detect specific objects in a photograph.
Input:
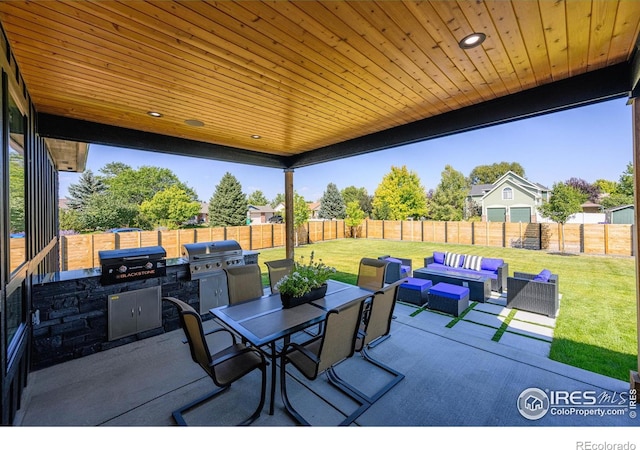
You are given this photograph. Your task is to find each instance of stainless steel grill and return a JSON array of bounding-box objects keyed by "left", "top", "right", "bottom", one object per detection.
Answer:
[{"left": 181, "top": 240, "right": 245, "bottom": 280}]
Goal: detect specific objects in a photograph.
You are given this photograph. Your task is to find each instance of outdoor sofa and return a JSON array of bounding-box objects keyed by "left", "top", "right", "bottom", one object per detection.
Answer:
[
  {"left": 378, "top": 255, "right": 412, "bottom": 284},
  {"left": 506, "top": 270, "right": 559, "bottom": 318},
  {"left": 423, "top": 251, "right": 508, "bottom": 293}
]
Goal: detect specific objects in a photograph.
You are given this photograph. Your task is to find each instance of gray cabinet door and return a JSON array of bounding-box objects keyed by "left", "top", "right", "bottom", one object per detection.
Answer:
[
  {"left": 108, "top": 286, "right": 161, "bottom": 340},
  {"left": 199, "top": 271, "right": 229, "bottom": 314}
]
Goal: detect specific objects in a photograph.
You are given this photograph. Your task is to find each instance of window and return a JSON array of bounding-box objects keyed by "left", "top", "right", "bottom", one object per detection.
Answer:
[
  {"left": 8, "top": 92, "right": 26, "bottom": 273},
  {"left": 502, "top": 187, "right": 513, "bottom": 200}
]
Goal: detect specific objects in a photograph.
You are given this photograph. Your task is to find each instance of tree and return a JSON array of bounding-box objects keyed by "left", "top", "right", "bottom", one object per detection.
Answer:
[
  {"left": 341, "top": 186, "right": 373, "bottom": 217},
  {"left": 468, "top": 162, "right": 525, "bottom": 185},
  {"left": 270, "top": 193, "right": 285, "bottom": 208},
  {"left": 101, "top": 164, "right": 197, "bottom": 205},
  {"left": 617, "top": 162, "right": 634, "bottom": 197},
  {"left": 538, "top": 182, "right": 584, "bottom": 253},
  {"left": 318, "top": 182, "right": 346, "bottom": 219},
  {"left": 140, "top": 186, "right": 202, "bottom": 229},
  {"left": 429, "top": 165, "right": 468, "bottom": 221},
  {"left": 372, "top": 166, "right": 427, "bottom": 220},
  {"left": 208, "top": 172, "right": 248, "bottom": 226},
  {"left": 284, "top": 192, "right": 309, "bottom": 246},
  {"left": 345, "top": 201, "right": 365, "bottom": 238},
  {"left": 80, "top": 192, "right": 139, "bottom": 231},
  {"left": 9, "top": 151, "right": 25, "bottom": 234},
  {"left": 564, "top": 177, "right": 597, "bottom": 203},
  {"left": 247, "top": 190, "right": 269, "bottom": 206},
  {"left": 67, "top": 170, "right": 106, "bottom": 211},
  {"left": 594, "top": 179, "right": 618, "bottom": 195}
]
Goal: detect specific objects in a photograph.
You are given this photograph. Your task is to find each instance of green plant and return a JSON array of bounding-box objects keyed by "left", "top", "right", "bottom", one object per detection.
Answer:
[{"left": 275, "top": 252, "right": 336, "bottom": 297}]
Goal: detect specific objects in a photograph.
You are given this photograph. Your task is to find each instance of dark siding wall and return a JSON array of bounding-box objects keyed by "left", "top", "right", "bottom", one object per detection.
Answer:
[{"left": 0, "top": 25, "right": 59, "bottom": 425}]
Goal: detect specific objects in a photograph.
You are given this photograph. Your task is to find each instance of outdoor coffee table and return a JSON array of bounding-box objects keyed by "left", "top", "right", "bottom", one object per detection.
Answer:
[{"left": 413, "top": 267, "right": 491, "bottom": 303}]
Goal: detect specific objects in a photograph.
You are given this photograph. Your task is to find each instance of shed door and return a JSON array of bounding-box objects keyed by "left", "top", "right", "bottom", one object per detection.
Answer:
[
  {"left": 487, "top": 208, "right": 506, "bottom": 222},
  {"left": 613, "top": 208, "right": 634, "bottom": 224},
  {"left": 510, "top": 207, "right": 531, "bottom": 223}
]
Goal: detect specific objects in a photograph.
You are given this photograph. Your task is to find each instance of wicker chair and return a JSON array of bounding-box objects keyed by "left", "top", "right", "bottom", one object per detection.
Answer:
[
  {"left": 378, "top": 255, "right": 412, "bottom": 283},
  {"left": 506, "top": 271, "right": 559, "bottom": 318},
  {"left": 163, "top": 297, "right": 267, "bottom": 426}
]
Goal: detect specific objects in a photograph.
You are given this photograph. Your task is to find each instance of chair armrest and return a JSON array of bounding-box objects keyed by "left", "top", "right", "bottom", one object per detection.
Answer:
[
  {"left": 284, "top": 342, "right": 320, "bottom": 365},
  {"left": 424, "top": 256, "right": 435, "bottom": 266},
  {"left": 497, "top": 262, "right": 508, "bottom": 292},
  {"left": 210, "top": 345, "right": 264, "bottom": 367}
]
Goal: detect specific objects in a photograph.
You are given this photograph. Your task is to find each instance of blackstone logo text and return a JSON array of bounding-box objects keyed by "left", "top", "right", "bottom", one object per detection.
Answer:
[{"left": 517, "top": 387, "right": 637, "bottom": 420}]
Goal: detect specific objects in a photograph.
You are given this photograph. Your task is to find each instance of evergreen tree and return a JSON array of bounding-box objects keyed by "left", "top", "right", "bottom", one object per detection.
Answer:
[
  {"left": 429, "top": 165, "right": 468, "bottom": 221},
  {"left": 208, "top": 172, "right": 248, "bottom": 226},
  {"left": 67, "top": 170, "right": 106, "bottom": 211},
  {"left": 247, "top": 190, "right": 269, "bottom": 205},
  {"left": 372, "top": 166, "right": 427, "bottom": 220},
  {"left": 318, "top": 183, "right": 346, "bottom": 219}
]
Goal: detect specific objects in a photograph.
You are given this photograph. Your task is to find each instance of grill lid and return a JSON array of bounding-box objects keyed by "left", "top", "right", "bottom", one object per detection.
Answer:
[
  {"left": 181, "top": 240, "right": 242, "bottom": 261},
  {"left": 98, "top": 246, "right": 166, "bottom": 264}
]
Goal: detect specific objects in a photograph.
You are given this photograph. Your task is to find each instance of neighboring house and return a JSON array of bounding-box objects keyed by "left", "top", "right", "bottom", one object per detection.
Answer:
[
  {"left": 307, "top": 201, "right": 321, "bottom": 219},
  {"left": 197, "top": 201, "right": 209, "bottom": 223},
  {"left": 247, "top": 204, "right": 279, "bottom": 224},
  {"left": 581, "top": 201, "right": 602, "bottom": 214},
  {"left": 468, "top": 171, "right": 550, "bottom": 223},
  {"left": 606, "top": 205, "right": 635, "bottom": 224}
]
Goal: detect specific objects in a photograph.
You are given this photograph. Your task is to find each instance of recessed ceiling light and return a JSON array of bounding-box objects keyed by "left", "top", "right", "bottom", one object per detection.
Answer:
[
  {"left": 251, "top": 135, "right": 261, "bottom": 139},
  {"left": 147, "top": 111, "right": 163, "bottom": 118},
  {"left": 459, "top": 32, "right": 486, "bottom": 49},
  {"left": 184, "top": 119, "right": 205, "bottom": 127}
]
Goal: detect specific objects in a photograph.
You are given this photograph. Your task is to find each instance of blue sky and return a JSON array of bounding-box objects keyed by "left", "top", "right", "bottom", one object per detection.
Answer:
[{"left": 58, "top": 97, "right": 632, "bottom": 203}]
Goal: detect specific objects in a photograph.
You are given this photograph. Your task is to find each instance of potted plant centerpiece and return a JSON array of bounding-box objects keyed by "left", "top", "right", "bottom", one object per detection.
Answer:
[{"left": 276, "top": 252, "right": 336, "bottom": 308}]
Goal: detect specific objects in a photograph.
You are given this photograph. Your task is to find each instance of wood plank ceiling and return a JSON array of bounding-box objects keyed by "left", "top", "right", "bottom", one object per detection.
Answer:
[{"left": 0, "top": 0, "right": 639, "bottom": 171}]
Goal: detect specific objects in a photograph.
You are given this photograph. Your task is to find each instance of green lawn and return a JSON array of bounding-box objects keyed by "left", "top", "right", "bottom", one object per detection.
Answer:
[{"left": 257, "top": 239, "right": 638, "bottom": 382}]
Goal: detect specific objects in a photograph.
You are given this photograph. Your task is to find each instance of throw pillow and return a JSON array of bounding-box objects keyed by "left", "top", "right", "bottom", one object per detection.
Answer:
[
  {"left": 463, "top": 255, "right": 483, "bottom": 271},
  {"left": 433, "top": 251, "right": 445, "bottom": 264},
  {"left": 533, "top": 269, "right": 552, "bottom": 282},
  {"left": 481, "top": 258, "right": 503, "bottom": 272},
  {"left": 444, "top": 252, "right": 462, "bottom": 268}
]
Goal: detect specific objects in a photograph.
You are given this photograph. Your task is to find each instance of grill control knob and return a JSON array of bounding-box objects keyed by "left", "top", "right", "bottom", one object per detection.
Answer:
[{"left": 205, "top": 263, "right": 211, "bottom": 269}]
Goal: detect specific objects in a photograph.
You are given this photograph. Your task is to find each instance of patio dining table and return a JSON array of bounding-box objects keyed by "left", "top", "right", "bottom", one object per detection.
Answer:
[{"left": 210, "top": 279, "right": 374, "bottom": 415}]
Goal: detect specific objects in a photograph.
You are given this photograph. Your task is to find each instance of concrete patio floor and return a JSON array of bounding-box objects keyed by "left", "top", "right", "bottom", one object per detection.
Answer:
[{"left": 11, "top": 293, "right": 638, "bottom": 444}]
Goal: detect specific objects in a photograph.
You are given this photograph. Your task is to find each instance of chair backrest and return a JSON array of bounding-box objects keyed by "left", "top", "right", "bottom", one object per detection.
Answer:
[
  {"left": 359, "top": 281, "right": 401, "bottom": 350},
  {"left": 225, "top": 264, "right": 264, "bottom": 304},
  {"left": 264, "top": 258, "right": 294, "bottom": 294},
  {"left": 356, "top": 257, "right": 389, "bottom": 291},
  {"left": 315, "top": 298, "right": 365, "bottom": 375},
  {"left": 163, "top": 297, "right": 213, "bottom": 375}
]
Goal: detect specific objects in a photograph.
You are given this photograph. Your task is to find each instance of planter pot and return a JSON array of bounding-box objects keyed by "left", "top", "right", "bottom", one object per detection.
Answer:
[{"left": 280, "top": 283, "right": 328, "bottom": 309}]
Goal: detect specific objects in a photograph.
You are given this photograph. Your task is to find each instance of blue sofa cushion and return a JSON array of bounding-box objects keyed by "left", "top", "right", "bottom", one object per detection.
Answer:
[
  {"left": 433, "top": 251, "right": 445, "bottom": 264},
  {"left": 429, "top": 282, "right": 469, "bottom": 300},
  {"left": 401, "top": 277, "right": 432, "bottom": 291},
  {"left": 481, "top": 257, "right": 504, "bottom": 272},
  {"left": 533, "top": 269, "right": 552, "bottom": 282},
  {"left": 426, "top": 263, "right": 498, "bottom": 280}
]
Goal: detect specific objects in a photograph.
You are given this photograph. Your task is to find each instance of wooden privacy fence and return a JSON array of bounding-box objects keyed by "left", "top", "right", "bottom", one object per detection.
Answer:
[{"left": 58, "top": 220, "right": 634, "bottom": 271}]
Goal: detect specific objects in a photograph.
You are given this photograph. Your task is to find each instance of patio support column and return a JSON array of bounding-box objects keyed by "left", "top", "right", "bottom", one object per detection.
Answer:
[
  {"left": 284, "top": 169, "right": 294, "bottom": 260},
  {"left": 632, "top": 98, "right": 640, "bottom": 392}
]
